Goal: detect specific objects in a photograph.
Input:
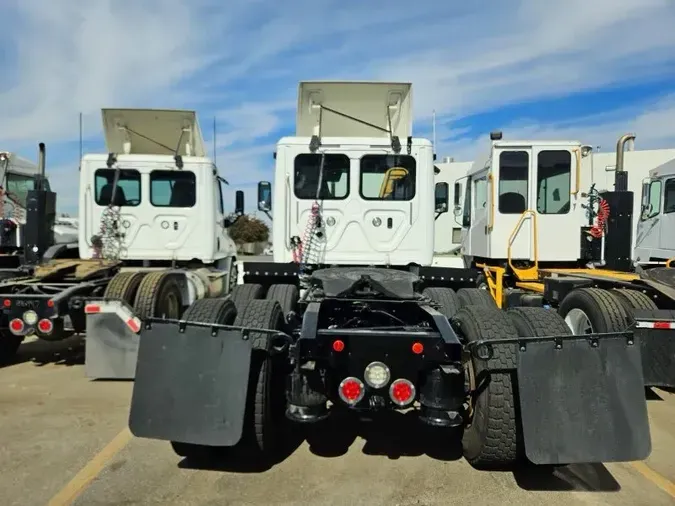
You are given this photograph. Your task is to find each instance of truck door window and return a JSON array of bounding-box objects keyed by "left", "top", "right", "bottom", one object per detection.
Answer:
[
  {"left": 95, "top": 169, "right": 141, "bottom": 207},
  {"left": 536, "top": 150, "right": 571, "bottom": 214},
  {"left": 360, "top": 154, "right": 416, "bottom": 201},
  {"left": 294, "top": 154, "right": 349, "bottom": 200},
  {"left": 498, "top": 151, "right": 528, "bottom": 214},
  {"left": 664, "top": 178, "right": 675, "bottom": 214},
  {"left": 641, "top": 180, "right": 662, "bottom": 220},
  {"left": 150, "top": 170, "right": 197, "bottom": 207}
]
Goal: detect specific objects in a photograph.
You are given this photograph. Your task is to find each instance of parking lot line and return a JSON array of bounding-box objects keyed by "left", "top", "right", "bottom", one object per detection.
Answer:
[
  {"left": 46, "top": 427, "right": 133, "bottom": 506},
  {"left": 630, "top": 461, "right": 675, "bottom": 499}
]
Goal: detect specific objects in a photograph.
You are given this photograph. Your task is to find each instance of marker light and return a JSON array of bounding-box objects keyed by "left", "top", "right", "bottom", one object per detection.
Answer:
[
  {"left": 389, "top": 378, "right": 416, "bottom": 406},
  {"left": 38, "top": 319, "right": 53, "bottom": 334},
  {"left": 338, "top": 377, "right": 365, "bottom": 405}
]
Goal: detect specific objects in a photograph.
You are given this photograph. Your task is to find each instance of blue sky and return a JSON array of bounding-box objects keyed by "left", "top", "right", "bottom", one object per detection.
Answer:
[{"left": 1, "top": 0, "right": 675, "bottom": 215}]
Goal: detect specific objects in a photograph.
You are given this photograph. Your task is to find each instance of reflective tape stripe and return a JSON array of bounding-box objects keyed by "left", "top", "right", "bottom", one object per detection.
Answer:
[
  {"left": 635, "top": 321, "right": 675, "bottom": 330},
  {"left": 85, "top": 300, "right": 141, "bottom": 334}
]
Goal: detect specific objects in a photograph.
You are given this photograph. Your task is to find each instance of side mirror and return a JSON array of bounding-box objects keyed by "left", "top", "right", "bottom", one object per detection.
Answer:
[
  {"left": 641, "top": 180, "right": 650, "bottom": 208},
  {"left": 258, "top": 181, "right": 272, "bottom": 212},
  {"left": 435, "top": 182, "right": 449, "bottom": 213},
  {"left": 453, "top": 182, "right": 461, "bottom": 206},
  {"left": 235, "top": 190, "right": 244, "bottom": 215}
]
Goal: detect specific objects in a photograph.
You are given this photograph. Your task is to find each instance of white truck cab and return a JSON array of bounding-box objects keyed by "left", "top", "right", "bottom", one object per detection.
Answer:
[
  {"left": 459, "top": 134, "right": 594, "bottom": 269},
  {"left": 635, "top": 158, "right": 675, "bottom": 263},
  {"left": 78, "top": 109, "right": 239, "bottom": 267},
  {"left": 257, "top": 81, "right": 439, "bottom": 267}
]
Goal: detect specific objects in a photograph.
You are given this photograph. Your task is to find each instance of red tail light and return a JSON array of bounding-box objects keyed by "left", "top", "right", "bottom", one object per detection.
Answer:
[
  {"left": 332, "top": 339, "right": 345, "bottom": 352},
  {"left": 411, "top": 342, "right": 424, "bottom": 354},
  {"left": 37, "top": 319, "right": 53, "bottom": 334},
  {"left": 3, "top": 299, "right": 10, "bottom": 307},
  {"left": 9, "top": 318, "right": 24, "bottom": 335},
  {"left": 389, "top": 379, "right": 416, "bottom": 407},
  {"left": 338, "top": 377, "right": 365, "bottom": 405}
]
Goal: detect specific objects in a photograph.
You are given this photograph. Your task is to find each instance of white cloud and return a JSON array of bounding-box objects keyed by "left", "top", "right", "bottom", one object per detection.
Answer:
[
  {"left": 2, "top": 0, "right": 675, "bottom": 215},
  {"left": 436, "top": 94, "right": 675, "bottom": 163}
]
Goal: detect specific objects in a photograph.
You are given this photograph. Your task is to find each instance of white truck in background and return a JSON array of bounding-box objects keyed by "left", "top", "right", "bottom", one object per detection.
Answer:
[
  {"left": 0, "top": 109, "right": 243, "bottom": 370},
  {"left": 436, "top": 137, "right": 675, "bottom": 264}
]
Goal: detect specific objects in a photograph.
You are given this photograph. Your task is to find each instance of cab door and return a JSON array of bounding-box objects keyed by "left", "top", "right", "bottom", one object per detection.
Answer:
[
  {"left": 491, "top": 148, "right": 532, "bottom": 261},
  {"left": 634, "top": 178, "right": 662, "bottom": 261},
  {"left": 532, "top": 147, "right": 579, "bottom": 262}
]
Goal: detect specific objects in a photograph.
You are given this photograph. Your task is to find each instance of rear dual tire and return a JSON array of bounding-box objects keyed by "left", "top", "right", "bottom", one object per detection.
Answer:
[
  {"left": 171, "top": 298, "right": 286, "bottom": 468},
  {"left": 458, "top": 305, "right": 571, "bottom": 469}
]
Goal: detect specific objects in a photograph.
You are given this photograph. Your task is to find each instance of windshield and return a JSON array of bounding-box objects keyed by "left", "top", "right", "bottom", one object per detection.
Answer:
[{"left": 3, "top": 172, "right": 51, "bottom": 208}]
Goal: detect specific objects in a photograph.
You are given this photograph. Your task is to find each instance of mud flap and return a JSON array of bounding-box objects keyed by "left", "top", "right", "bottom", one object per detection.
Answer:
[
  {"left": 85, "top": 311, "right": 140, "bottom": 380},
  {"left": 516, "top": 336, "right": 651, "bottom": 465},
  {"left": 128, "top": 320, "right": 252, "bottom": 447},
  {"left": 634, "top": 309, "right": 675, "bottom": 389}
]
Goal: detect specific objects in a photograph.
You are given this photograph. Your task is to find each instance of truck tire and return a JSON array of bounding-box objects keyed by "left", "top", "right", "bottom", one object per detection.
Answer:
[
  {"left": 457, "top": 287, "right": 497, "bottom": 309},
  {"left": 455, "top": 305, "right": 520, "bottom": 469},
  {"left": 507, "top": 306, "right": 571, "bottom": 339},
  {"left": 422, "top": 287, "right": 461, "bottom": 319},
  {"left": 170, "top": 297, "right": 239, "bottom": 461},
  {"left": 229, "top": 283, "right": 264, "bottom": 312},
  {"left": 558, "top": 287, "right": 628, "bottom": 335},
  {"left": 265, "top": 284, "right": 298, "bottom": 318},
  {"left": 181, "top": 297, "right": 237, "bottom": 325},
  {"left": 234, "top": 299, "right": 286, "bottom": 464},
  {"left": 610, "top": 288, "right": 658, "bottom": 321},
  {"left": 133, "top": 272, "right": 183, "bottom": 321},
  {"left": 104, "top": 271, "right": 146, "bottom": 304},
  {"left": 172, "top": 299, "right": 286, "bottom": 466}
]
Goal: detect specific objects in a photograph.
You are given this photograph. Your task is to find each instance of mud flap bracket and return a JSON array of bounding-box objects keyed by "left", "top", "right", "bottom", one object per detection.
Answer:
[
  {"left": 516, "top": 336, "right": 651, "bottom": 465},
  {"left": 128, "top": 321, "right": 252, "bottom": 447}
]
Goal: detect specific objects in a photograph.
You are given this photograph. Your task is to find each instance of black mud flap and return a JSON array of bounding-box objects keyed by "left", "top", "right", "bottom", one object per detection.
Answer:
[
  {"left": 128, "top": 321, "right": 252, "bottom": 447},
  {"left": 634, "top": 309, "right": 675, "bottom": 389},
  {"left": 516, "top": 336, "right": 651, "bottom": 465}
]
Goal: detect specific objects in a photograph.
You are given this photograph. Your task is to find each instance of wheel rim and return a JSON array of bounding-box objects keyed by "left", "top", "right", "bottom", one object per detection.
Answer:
[
  {"left": 159, "top": 291, "right": 180, "bottom": 319},
  {"left": 564, "top": 308, "right": 594, "bottom": 334}
]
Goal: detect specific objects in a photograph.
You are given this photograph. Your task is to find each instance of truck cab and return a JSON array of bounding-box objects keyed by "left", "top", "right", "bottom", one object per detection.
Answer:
[
  {"left": 0, "top": 151, "right": 54, "bottom": 251},
  {"left": 78, "top": 109, "right": 239, "bottom": 267},
  {"left": 634, "top": 158, "right": 675, "bottom": 263},
  {"left": 459, "top": 134, "right": 593, "bottom": 272},
  {"left": 256, "top": 81, "right": 443, "bottom": 267}
]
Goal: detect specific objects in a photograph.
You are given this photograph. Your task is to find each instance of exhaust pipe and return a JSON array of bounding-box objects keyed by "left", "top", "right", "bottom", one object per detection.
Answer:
[
  {"left": 37, "top": 143, "right": 46, "bottom": 190},
  {"left": 615, "top": 133, "right": 635, "bottom": 173}
]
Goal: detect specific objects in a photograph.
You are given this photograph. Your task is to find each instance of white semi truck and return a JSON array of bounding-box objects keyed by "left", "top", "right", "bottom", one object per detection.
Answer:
[{"left": 0, "top": 109, "right": 242, "bottom": 370}]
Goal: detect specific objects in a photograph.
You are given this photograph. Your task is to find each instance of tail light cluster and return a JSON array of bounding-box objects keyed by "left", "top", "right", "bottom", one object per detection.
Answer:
[
  {"left": 8, "top": 309, "right": 54, "bottom": 336},
  {"left": 337, "top": 360, "right": 416, "bottom": 408}
]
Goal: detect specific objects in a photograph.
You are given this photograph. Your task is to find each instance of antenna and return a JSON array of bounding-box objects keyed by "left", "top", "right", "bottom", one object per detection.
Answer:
[
  {"left": 213, "top": 116, "right": 217, "bottom": 164},
  {"left": 432, "top": 110, "right": 436, "bottom": 152},
  {"left": 78, "top": 112, "right": 83, "bottom": 171}
]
